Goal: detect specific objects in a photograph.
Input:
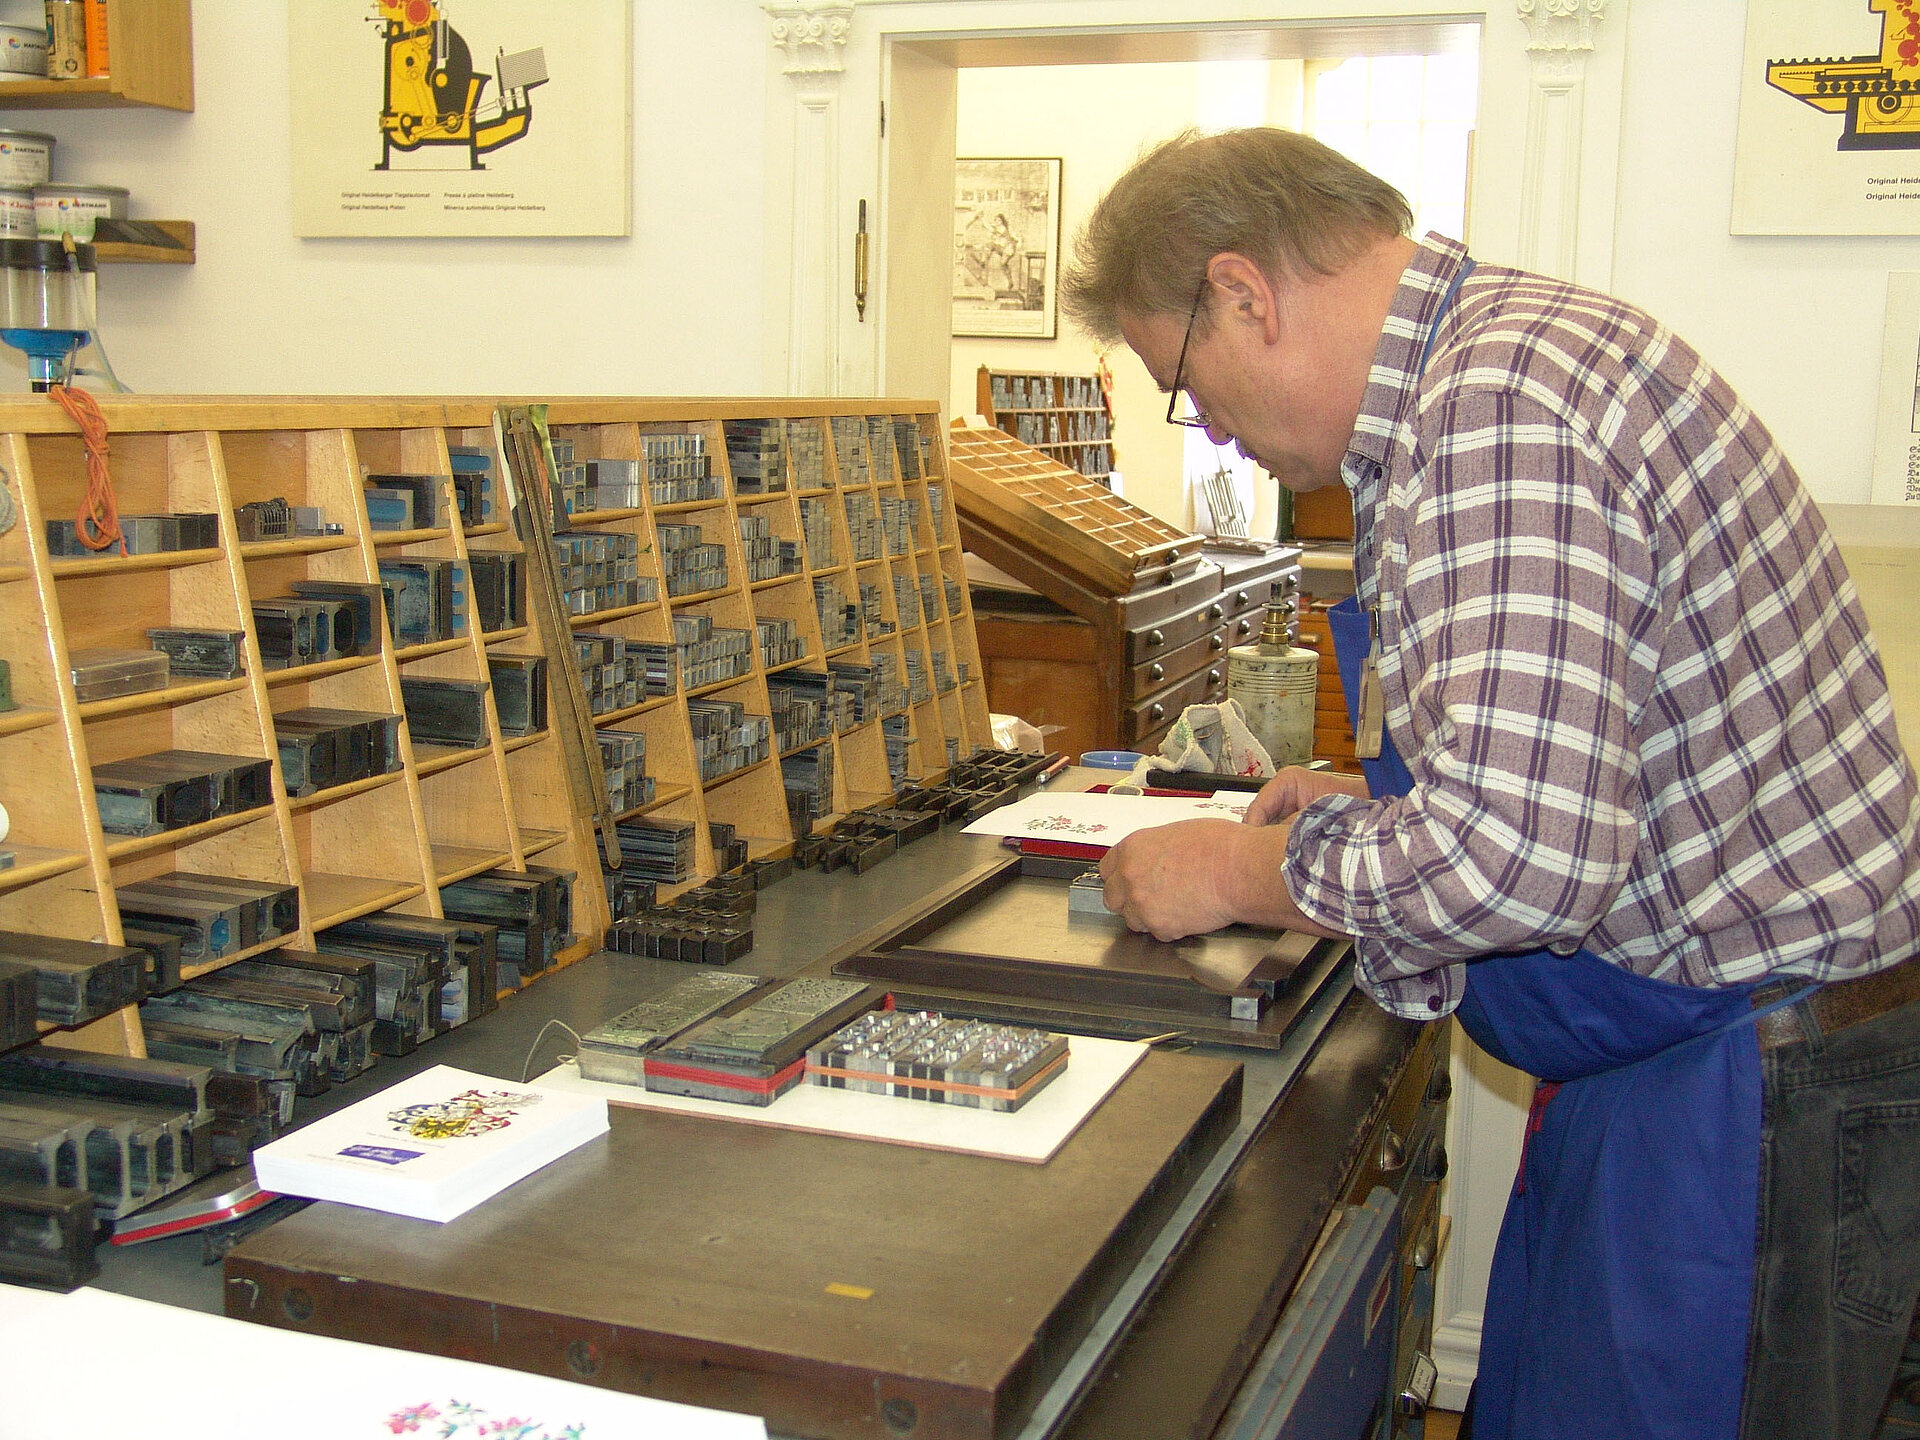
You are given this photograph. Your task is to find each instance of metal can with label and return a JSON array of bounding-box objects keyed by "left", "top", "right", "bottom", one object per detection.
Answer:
[{"left": 43, "top": 0, "right": 85, "bottom": 80}]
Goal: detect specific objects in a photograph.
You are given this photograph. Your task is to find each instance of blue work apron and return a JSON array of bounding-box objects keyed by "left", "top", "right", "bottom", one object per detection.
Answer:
[{"left": 1326, "top": 596, "right": 1789, "bottom": 1440}]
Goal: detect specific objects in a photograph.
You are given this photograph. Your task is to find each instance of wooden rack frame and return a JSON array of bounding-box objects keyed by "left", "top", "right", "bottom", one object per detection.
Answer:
[{"left": 0, "top": 395, "right": 988, "bottom": 1060}]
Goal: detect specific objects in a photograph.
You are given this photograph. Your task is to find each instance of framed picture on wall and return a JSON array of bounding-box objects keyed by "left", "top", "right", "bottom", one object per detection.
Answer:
[
  {"left": 953, "top": 158, "right": 1062, "bottom": 339},
  {"left": 1732, "top": 0, "right": 1920, "bottom": 234},
  {"left": 288, "top": 0, "right": 631, "bottom": 238}
]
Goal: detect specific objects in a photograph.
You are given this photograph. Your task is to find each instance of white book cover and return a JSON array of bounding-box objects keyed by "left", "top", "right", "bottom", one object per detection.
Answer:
[{"left": 253, "top": 1064, "right": 609, "bottom": 1223}]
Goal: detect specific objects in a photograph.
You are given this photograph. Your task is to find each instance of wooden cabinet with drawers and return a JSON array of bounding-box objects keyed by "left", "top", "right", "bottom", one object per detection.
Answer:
[{"left": 970, "top": 547, "right": 1302, "bottom": 760}]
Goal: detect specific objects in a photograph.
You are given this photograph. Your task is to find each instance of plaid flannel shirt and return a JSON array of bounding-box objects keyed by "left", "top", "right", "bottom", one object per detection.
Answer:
[{"left": 1283, "top": 235, "right": 1920, "bottom": 1020}]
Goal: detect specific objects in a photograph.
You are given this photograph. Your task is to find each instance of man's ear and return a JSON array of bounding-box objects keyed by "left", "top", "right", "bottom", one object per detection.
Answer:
[{"left": 1203, "top": 252, "right": 1282, "bottom": 344}]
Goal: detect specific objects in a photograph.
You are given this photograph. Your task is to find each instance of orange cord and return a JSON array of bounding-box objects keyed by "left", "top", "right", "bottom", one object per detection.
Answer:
[{"left": 50, "top": 382, "right": 120, "bottom": 554}]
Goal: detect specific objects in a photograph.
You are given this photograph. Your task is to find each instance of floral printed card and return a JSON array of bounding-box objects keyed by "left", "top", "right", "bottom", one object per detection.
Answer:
[
  {"left": 960, "top": 791, "right": 1252, "bottom": 845},
  {"left": 252, "top": 1064, "right": 609, "bottom": 1223},
  {"left": 0, "top": 1283, "right": 765, "bottom": 1439}
]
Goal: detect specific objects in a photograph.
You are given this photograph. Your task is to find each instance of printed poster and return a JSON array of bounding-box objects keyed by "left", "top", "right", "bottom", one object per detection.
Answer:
[
  {"left": 1733, "top": 0, "right": 1920, "bottom": 233},
  {"left": 1871, "top": 271, "right": 1920, "bottom": 505},
  {"left": 289, "top": 0, "right": 630, "bottom": 238}
]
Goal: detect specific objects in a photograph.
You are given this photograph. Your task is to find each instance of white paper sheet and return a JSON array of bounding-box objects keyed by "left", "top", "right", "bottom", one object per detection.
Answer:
[
  {"left": 534, "top": 1033, "right": 1148, "bottom": 1164},
  {"left": 0, "top": 1284, "right": 766, "bottom": 1440},
  {"left": 960, "top": 788, "right": 1252, "bottom": 844}
]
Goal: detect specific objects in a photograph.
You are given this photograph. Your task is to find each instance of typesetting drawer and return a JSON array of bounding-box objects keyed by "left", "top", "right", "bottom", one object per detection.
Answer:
[
  {"left": 1122, "top": 661, "right": 1227, "bottom": 744},
  {"left": 1125, "top": 593, "right": 1233, "bottom": 665},
  {"left": 1126, "top": 627, "right": 1228, "bottom": 703}
]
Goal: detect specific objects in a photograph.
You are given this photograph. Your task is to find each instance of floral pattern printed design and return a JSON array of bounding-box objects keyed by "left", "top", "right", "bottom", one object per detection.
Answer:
[
  {"left": 388, "top": 1088, "right": 542, "bottom": 1141},
  {"left": 1023, "top": 815, "right": 1111, "bottom": 836},
  {"left": 385, "top": 1399, "right": 587, "bottom": 1438}
]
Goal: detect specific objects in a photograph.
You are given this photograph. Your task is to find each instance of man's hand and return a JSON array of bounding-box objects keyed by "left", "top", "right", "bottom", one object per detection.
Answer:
[
  {"left": 1243, "top": 766, "right": 1370, "bottom": 827},
  {"left": 1098, "top": 818, "right": 1250, "bottom": 941},
  {"left": 1099, "top": 805, "right": 1354, "bottom": 942}
]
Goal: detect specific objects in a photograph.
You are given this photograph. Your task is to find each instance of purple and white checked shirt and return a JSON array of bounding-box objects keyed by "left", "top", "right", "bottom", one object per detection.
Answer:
[{"left": 1283, "top": 235, "right": 1920, "bottom": 1020}]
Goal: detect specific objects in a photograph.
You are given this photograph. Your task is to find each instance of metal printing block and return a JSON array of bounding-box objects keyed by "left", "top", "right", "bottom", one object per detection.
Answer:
[
  {"left": 364, "top": 473, "right": 445, "bottom": 530},
  {"left": 91, "top": 759, "right": 215, "bottom": 837},
  {"left": 0, "top": 961, "right": 37, "bottom": 1049},
  {"left": 1068, "top": 869, "right": 1112, "bottom": 917},
  {"left": 0, "top": 932, "right": 146, "bottom": 1026},
  {"left": 362, "top": 485, "right": 415, "bottom": 532},
  {"left": 487, "top": 653, "right": 547, "bottom": 736},
  {"left": 469, "top": 553, "right": 524, "bottom": 633},
  {"left": 289, "top": 578, "right": 390, "bottom": 653},
  {"left": 272, "top": 724, "right": 338, "bottom": 796},
  {"left": 0, "top": 1182, "right": 98, "bottom": 1289},
  {"left": 144, "top": 627, "right": 246, "bottom": 679},
  {"left": 67, "top": 647, "right": 169, "bottom": 702},
  {"left": 643, "top": 977, "right": 876, "bottom": 1105},
  {"left": 806, "top": 1010, "right": 1070, "bottom": 1112},
  {"left": 400, "top": 676, "right": 490, "bottom": 748},
  {"left": 119, "top": 927, "right": 184, "bottom": 995},
  {"left": 231, "top": 497, "right": 293, "bottom": 542},
  {"left": 577, "top": 972, "right": 767, "bottom": 1086},
  {"left": 114, "top": 881, "right": 254, "bottom": 963}
]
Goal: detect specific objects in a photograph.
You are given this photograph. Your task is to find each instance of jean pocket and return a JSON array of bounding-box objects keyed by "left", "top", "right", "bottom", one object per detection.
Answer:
[{"left": 1835, "top": 1101, "right": 1920, "bottom": 1327}]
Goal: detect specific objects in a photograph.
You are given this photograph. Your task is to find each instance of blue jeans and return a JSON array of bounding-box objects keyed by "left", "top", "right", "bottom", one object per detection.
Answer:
[{"left": 1741, "top": 994, "right": 1920, "bottom": 1440}]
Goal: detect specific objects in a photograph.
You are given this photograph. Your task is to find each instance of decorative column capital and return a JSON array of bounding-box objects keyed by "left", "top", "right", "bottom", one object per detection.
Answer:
[
  {"left": 1517, "top": 0, "right": 1605, "bottom": 56},
  {"left": 765, "top": 4, "right": 853, "bottom": 77}
]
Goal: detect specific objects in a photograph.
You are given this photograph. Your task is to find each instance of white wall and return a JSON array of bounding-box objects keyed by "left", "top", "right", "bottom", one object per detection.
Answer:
[
  {"left": 9, "top": 2, "right": 771, "bottom": 397},
  {"left": 951, "top": 62, "right": 1235, "bottom": 529}
]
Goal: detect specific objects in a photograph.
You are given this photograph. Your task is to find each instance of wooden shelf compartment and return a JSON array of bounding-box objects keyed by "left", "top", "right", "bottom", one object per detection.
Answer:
[
  {"left": 305, "top": 873, "right": 427, "bottom": 932},
  {"left": 432, "top": 843, "right": 514, "bottom": 887},
  {"left": 0, "top": 846, "right": 90, "bottom": 896},
  {"left": 262, "top": 654, "right": 381, "bottom": 688},
  {"left": 94, "top": 220, "right": 195, "bottom": 265},
  {"left": 288, "top": 771, "right": 405, "bottom": 812},
  {"left": 49, "top": 547, "right": 221, "bottom": 578},
  {"left": 0, "top": 0, "right": 194, "bottom": 111},
  {"left": 239, "top": 535, "right": 358, "bottom": 561},
  {"left": 413, "top": 744, "right": 492, "bottom": 777},
  {"left": 102, "top": 804, "right": 276, "bottom": 861},
  {"left": 0, "top": 707, "right": 58, "bottom": 738},
  {"left": 75, "top": 677, "right": 248, "bottom": 721}
]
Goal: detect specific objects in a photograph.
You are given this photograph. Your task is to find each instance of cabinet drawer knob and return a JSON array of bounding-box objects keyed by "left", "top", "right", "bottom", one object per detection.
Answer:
[
  {"left": 1237, "top": 618, "right": 1252, "bottom": 637},
  {"left": 1377, "top": 1127, "right": 1407, "bottom": 1172},
  {"left": 1207, "top": 667, "right": 1222, "bottom": 686},
  {"left": 1209, "top": 633, "right": 1225, "bottom": 651},
  {"left": 1149, "top": 702, "right": 1165, "bottom": 722},
  {"left": 1235, "top": 589, "right": 1250, "bottom": 606},
  {"left": 1146, "top": 628, "right": 1164, "bottom": 647},
  {"left": 1208, "top": 603, "right": 1223, "bottom": 621},
  {"left": 1147, "top": 662, "right": 1164, "bottom": 682}
]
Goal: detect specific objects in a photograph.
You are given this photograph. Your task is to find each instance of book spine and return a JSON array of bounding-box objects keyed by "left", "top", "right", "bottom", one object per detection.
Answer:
[{"left": 82, "top": 0, "right": 108, "bottom": 78}]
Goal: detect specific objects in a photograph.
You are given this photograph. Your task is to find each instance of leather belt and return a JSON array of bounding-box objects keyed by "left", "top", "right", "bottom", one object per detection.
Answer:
[{"left": 1753, "top": 950, "right": 1920, "bottom": 1053}]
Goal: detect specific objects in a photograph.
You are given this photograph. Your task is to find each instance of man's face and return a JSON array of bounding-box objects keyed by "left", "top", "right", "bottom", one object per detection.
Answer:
[{"left": 1119, "top": 278, "right": 1355, "bottom": 495}]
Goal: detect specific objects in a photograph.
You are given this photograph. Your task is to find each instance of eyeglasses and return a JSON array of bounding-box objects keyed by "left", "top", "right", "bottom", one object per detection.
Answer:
[{"left": 1165, "top": 277, "right": 1212, "bottom": 429}]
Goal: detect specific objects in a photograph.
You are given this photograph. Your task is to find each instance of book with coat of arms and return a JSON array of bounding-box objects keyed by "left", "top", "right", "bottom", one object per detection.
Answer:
[{"left": 251, "top": 1064, "right": 610, "bottom": 1223}]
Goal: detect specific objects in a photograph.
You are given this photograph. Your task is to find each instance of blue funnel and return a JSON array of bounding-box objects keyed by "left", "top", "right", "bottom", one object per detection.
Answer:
[{"left": 0, "top": 327, "right": 87, "bottom": 390}]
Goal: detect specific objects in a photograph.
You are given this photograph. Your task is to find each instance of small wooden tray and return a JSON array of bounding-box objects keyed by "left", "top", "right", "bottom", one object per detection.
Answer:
[{"left": 947, "top": 424, "right": 1201, "bottom": 597}]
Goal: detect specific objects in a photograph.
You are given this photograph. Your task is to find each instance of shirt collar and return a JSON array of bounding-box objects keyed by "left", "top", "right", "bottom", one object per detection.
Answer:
[{"left": 1345, "top": 233, "right": 1472, "bottom": 476}]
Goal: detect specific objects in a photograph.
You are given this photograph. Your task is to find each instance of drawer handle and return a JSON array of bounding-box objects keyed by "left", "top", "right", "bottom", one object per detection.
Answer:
[
  {"left": 1377, "top": 1127, "right": 1406, "bottom": 1172},
  {"left": 1147, "top": 662, "right": 1164, "bottom": 682},
  {"left": 1420, "top": 1139, "right": 1450, "bottom": 1184},
  {"left": 1209, "top": 633, "right": 1225, "bottom": 651},
  {"left": 1235, "top": 589, "right": 1250, "bottom": 606},
  {"left": 1207, "top": 667, "right": 1222, "bottom": 686},
  {"left": 1425, "top": 1067, "right": 1453, "bottom": 1105},
  {"left": 1146, "top": 628, "right": 1164, "bottom": 648},
  {"left": 1208, "top": 603, "right": 1223, "bottom": 621},
  {"left": 1149, "top": 702, "right": 1164, "bottom": 722},
  {"left": 1237, "top": 618, "right": 1252, "bottom": 637}
]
